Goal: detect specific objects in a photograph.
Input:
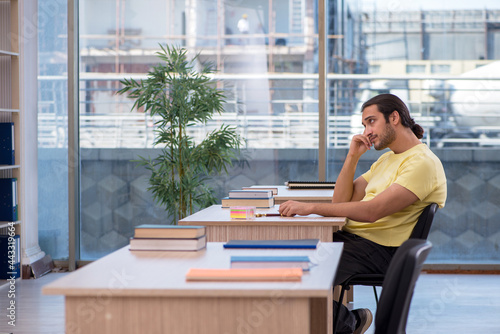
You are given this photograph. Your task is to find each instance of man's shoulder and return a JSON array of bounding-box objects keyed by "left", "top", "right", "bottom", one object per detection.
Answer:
[
  {"left": 401, "top": 144, "right": 441, "bottom": 164},
  {"left": 411, "top": 144, "right": 443, "bottom": 167},
  {"left": 372, "top": 144, "right": 443, "bottom": 173}
]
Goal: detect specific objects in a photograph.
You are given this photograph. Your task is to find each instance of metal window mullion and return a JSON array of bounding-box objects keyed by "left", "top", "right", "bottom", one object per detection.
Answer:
[
  {"left": 318, "top": 0, "right": 327, "bottom": 181},
  {"left": 68, "top": 0, "right": 80, "bottom": 271}
]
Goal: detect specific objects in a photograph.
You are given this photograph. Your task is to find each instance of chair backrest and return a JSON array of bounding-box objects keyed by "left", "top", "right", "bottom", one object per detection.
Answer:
[
  {"left": 409, "top": 203, "right": 438, "bottom": 239},
  {"left": 374, "top": 239, "right": 432, "bottom": 334}
]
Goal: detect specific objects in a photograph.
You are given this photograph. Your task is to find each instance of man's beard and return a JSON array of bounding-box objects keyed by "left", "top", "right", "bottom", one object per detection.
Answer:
[{"left": 374, "top": 123, "right": 396, "bottom": 150}]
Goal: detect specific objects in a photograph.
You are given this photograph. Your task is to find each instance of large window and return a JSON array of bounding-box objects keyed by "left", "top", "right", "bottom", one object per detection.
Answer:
[
  {"left": 38, "top": 1, "right": 69, "bottom": 261},
  {"left": 76, "top": 0, "right": 327, "bottom": 259},
  {"left": 37, "top": 0, "right": 500, "bottom": 265}
]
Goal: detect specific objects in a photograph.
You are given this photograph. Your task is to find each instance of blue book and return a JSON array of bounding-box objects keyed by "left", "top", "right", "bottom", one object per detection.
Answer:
[
  {"left": 0, "top": 178, "right": 18, "bottom": 221},
  {"left": 231, "top": 255, "right": 311, "bottom": 270},
  {"left": 0, "top": 123, "right": 15, "bottom": 165},
  {"left": 0, "top": 262, "right": 20, "bottom": 279},
  {"left": 0, "top": 235, "right": 20, "bottom": 279},
  {"left": 223, "top": 239, "right": 319, "bottom": 249}
]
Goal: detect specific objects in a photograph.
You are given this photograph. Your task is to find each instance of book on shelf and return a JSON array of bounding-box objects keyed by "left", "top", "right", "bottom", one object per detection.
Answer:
[
  {"left": 0, "top": 234, "right": 20, "bottom": 262},
  {"left": 0, "top": 178, "right": 18, "bottom": 222},
  {"left": 0, "top": 122, "right": 14, "bottom": 165},
  {"left": 223, "top": 239, "right": 319, "bottom": 249},
  {"left": 221, "top": 196, "right": 274, "bottom": 208},
  {"left": 230, "top": 255, "right": 311, "bottom": 271},
  {"left": 285, "top": 181, "right": 336, "bottom": 189},
  {"left": 185, "top": 267, "right": 303, "bottom": 282},
  {"left": 0, "top": 234, "right": 20, "bottom": 279},
  {"left": 0, "top": 262, "right": 20, "bottom": 279},
  {"left": 241, "top": 186, "right": 278, "bottom": 195},
  {"left": 228, "top": 190, "right": 273, "bottom": 198},
  {"left": 129, "top": 235, "right": 206, "bottom": 251},
  {"left": 134, "top": 224, "right": 205, "bottom": 239}
]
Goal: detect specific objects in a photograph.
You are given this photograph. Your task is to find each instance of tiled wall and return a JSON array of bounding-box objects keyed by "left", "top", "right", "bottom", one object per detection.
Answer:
[{"left": 39, "top": 148, "right": 500, "bottom": 262}]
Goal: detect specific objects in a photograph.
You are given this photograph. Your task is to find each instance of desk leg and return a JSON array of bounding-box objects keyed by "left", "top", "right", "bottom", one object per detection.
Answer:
[{"left": 310, "top": 287, "right": 333, "bottom": 334}]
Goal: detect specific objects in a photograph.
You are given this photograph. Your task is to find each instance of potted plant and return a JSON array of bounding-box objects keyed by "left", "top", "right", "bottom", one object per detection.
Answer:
[{"left": 118, "top": 45, "right": 243, "bottom": 224}]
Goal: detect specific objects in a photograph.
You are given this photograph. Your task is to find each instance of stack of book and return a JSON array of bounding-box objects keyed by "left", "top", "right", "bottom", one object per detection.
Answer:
[
  {"left": 184, "top": 239, "right": 319, "bottom": 282},
  {"left": 129, "top": 225, "right": 206, "bottom": 251},
  {"left": 221, "top": 189, "right": 274, "bottom": 208}
]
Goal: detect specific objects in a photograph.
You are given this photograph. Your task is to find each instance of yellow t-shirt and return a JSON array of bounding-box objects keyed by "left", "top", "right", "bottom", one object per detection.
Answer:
[{"left": 342, "top": 143, "right": 447, "bottom": 247}]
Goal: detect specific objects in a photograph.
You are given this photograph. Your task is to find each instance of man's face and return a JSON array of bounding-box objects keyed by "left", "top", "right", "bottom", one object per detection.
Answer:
[{"left": 361, "top": 104, "right": 396, "bottom": 150}]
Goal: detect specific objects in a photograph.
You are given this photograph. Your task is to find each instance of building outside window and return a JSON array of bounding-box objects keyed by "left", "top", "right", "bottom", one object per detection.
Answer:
[{"left": 38, "top": 0, "right": 500, "bottom": 265}]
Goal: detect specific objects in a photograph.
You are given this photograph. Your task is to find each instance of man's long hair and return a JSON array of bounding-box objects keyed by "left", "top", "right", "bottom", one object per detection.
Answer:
[{"left": 361, "top": 94, "right": 424, "bottom": 139}]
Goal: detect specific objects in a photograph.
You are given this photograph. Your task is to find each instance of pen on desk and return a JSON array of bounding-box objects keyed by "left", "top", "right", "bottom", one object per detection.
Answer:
[{"left": 255, "top": 213, "right": 283, "bottom": 217}]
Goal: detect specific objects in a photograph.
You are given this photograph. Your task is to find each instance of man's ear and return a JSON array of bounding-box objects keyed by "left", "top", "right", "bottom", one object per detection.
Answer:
[{"left": 391, "top": 110, "right": 400, "bottom": 124}]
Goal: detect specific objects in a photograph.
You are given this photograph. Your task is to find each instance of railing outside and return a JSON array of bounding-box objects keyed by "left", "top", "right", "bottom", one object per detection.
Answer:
[{"left": 38, "top": 74, "right": 500, "bottom": 149}]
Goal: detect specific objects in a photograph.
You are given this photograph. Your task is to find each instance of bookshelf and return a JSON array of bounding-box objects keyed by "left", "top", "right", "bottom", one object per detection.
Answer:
[{"left": 0, "top": 0, "right": 21, "bottom": 283}]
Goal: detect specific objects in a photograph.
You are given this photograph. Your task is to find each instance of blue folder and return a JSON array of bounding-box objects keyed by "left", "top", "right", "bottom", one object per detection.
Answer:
[
  {"left": 223, "top": 239, "right": 319, "bottom": 249},
  {"left": 0, "top": 123, "right": 15, "bottom": 165},
  {"left": 0, "top": 178, "right": 18, "bottom": 221}
]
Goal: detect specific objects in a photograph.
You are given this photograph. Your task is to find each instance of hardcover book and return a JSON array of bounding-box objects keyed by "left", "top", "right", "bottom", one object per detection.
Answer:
[
  {"left": 133, "top": 224, "right": 206, "bottom": 239},
  {"left": 185, "top": 267, "right": 303, "bottom": 282},
  {"left": 221, "top": 196, "right": 274, "bottom": 208},
  {"left": 242, "top": 186, "right": 278, "bottom": 195},
  {"left": 230, "top": 255, "right": 311, "bottom": 270},
  {"left": 223, "top": 239, "right": 319, "bottom": 249},
  {"left": 129, "top": 235, "right": 206, "bottom": 251},
  {"left": 285, "top": 181, "right": 336, "bottom": 189},
  {"left": 228, "top": 190, "right": 273, "bottom": 198}
]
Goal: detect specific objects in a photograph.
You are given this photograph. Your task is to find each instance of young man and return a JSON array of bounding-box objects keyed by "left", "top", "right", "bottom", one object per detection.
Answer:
[{"left": 279, "top": 94, "right": 447, "bottom": 334}]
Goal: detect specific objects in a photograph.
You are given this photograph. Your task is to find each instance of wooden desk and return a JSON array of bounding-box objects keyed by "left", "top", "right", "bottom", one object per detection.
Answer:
[
  {"left": 179, "top": 205, "right": 346, "bottom": 242},
  {"left": 43, "top": 242, "right": 343, "bottom": 334},
  {"left": 272, "top": 185, "right": 334, "bottom": 204}
]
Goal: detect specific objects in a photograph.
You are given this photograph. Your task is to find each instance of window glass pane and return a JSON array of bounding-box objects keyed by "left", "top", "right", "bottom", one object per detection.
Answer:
[
  {"left": 79, "top": 0, "right": 320, "bottom": 259},
  {"left": 345, "top": 2, "right": 500, "bottom": 264},
  {"left": 430, "top": 64, "right": 450, "bottom": 73},
  {"left": 406, "top": 65, "right": 426, "bottom": 73},
  {"left": 38, "top": 1, "right": 69, "bottom": 260},
  {"left": 69, "top": 0, "right": 500, "bottom": 265},
  {"left": 369, "top": 65, "right": 380, "bottom": 74}
]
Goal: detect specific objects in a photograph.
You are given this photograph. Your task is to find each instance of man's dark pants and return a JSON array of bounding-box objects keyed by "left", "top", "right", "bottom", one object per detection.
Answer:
[{"left": 332, "top": 230, "right": 398, "bottom": 333}]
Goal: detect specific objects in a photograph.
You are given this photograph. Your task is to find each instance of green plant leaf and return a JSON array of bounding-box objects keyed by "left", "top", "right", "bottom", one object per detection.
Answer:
[{"left": 116, "top": 44, "right": 245, "bottom": 224}]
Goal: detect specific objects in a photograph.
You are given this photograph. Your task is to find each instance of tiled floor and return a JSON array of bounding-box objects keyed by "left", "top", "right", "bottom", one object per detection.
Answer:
[
  {"left": 0, "top": 272, "right": 499, "bottom": 333},
  {"left": 354, "top": 273, "right": 500, "bottom": 334}
]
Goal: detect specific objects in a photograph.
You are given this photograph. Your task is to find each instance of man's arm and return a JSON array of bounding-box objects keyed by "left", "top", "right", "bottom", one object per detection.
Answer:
[
  {"left": 332, "top": 156, "right": 367, "bottom": 203},
  {"left": 332, "top": 134, "right": 372, "bottom": 203},
  {"left": 279, "top": 183, "right": 419, "bottom": 222}
]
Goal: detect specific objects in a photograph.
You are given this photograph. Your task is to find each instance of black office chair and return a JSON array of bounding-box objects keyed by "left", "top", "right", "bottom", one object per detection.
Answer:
[
  {"left": 374, "top": 239, "right": 432, "bottom": 334},
  {"left": 332, "top": 203, "right": 438, "bottom": 334}
]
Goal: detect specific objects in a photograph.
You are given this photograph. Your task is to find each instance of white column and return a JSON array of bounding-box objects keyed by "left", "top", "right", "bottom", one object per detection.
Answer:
[{"left": 19, "top": 0, "right": 45, "bottom": 265}]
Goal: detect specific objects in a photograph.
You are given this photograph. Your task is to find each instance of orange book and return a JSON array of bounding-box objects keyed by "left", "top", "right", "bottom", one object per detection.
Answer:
[{"left": 185, "top": 267, "right": 302, "bottom": 282}]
